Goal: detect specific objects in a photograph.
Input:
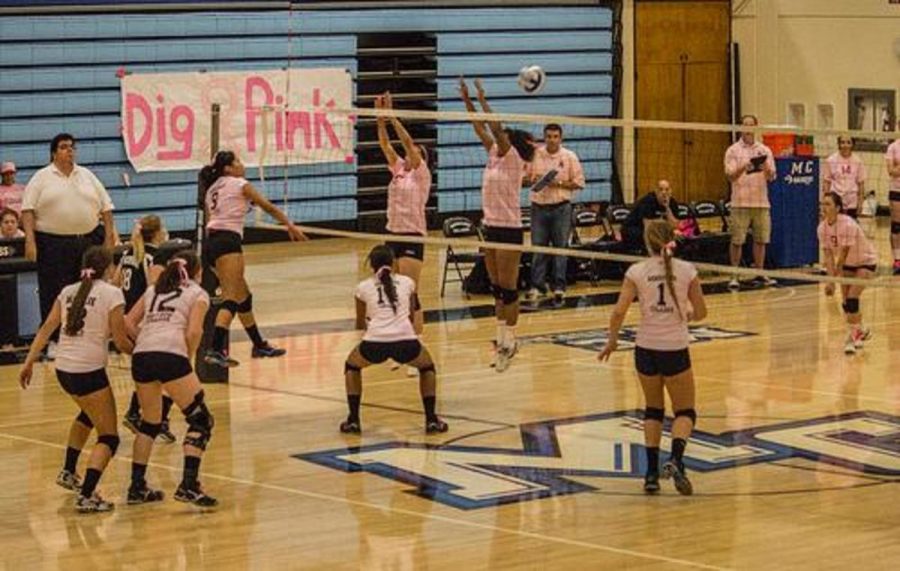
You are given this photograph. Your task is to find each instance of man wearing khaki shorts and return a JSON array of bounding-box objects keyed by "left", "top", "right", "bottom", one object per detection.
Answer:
[{"left": 724, "top": 115, "right": 776, "bottom": 290}]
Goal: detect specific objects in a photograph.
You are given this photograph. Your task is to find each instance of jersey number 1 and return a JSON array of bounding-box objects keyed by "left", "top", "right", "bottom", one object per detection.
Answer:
[{"left": 656, "top": 283, "right": 667, "bottom": 307}]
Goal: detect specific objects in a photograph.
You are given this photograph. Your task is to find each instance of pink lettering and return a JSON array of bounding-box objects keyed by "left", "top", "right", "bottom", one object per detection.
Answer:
[
  {"left": 245, "top": 76, "right": 274, "bottom": 153},
  {"left": 124, "top": 93, "right": 152, "bottom": 157},
  {"left": 157, "top": 105, "right": 194, "bottom": 160}
]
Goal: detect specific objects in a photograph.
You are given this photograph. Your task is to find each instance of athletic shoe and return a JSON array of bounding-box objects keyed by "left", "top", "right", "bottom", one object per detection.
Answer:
[
  {"left": 204, "top": 349, "right": 239, "bottom": 368},
  {"left": 758, "top": 275, "right": 778, "bottom": 287},
  {"left": 158, "top": 421, "right": 177, "bottom": 444},
  {"left": 76, "top": 492, "right": 114, "bottom": 513},
  {"left": 174, "top": 482, "right": 218, "bottom": 508},
  {"left": 844, "top": 335, "right": 857, "bottom": 355},
  {"left": 495, "top": 341, "right": 518, "bottom": 373},
  {"left": 251, "top": 342, "right": 286, "bottom": 359},
  {"left": 661, "top": 460, "right": 693, "bottom": 496},
  {"left": 56, "top": 469, "right": 82, "bottom": 492},
  {"left": 552, "top": 290, "right": 565, "bottom": 308},
  {"left": 728, "top": 277, "right": 740, "bottom": 291},
  {"left": 339, "top": 417, "right": 362, "bottom": 434},
  {"left": 643, "top": 471, "right": 660, "bottom": 494},
  {"left": 425, "top": 417, "right": 449, "bottom": 434},
  {"left": 893, "top": 260, "right": 900, "bottom": 276},
  {"left": 853, "top": 327, "right": 872, "bottom": 349},
  {"left": 122, "top": 411, "right": 141, "bottom": 435},
  {"left": 406, "top": 366, "right": 418, "bottom": 378},
  {"left": 524, "top": 288, "right": 543, "bottom": 302},
  {"left": 127, "top": 482, "right": 165, "bottom": 505}
]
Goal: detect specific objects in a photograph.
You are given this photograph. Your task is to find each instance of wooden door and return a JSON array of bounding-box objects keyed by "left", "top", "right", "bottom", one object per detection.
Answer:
[{"left": 635, "top": 1, "right": 731, "bottom": 204}]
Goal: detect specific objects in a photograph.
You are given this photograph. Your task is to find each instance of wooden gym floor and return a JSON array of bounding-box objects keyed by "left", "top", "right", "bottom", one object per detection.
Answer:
[{"left": 1, "top": 223, "right": 898, "bottom": 570}]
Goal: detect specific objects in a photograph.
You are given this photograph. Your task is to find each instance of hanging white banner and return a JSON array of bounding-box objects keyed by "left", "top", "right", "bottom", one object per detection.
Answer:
[{"left": 120, "top": 68, "right": 354, "bottom": 172}]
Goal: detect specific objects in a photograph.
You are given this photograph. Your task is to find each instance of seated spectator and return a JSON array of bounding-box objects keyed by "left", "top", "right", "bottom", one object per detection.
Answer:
[
  {"left": 1, "top": 207, "right": 24, "bottom": 240},
  {"left": 621, "top": 179, "right": 682, "bottom": 251},
  {"left": 0, "top": 162, "right": 25, "bottom": 214}
]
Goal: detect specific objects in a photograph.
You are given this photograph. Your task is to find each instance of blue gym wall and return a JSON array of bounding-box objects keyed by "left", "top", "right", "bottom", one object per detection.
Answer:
[{"left": 0, "top": 2, "right": 617, "bottom": 233}]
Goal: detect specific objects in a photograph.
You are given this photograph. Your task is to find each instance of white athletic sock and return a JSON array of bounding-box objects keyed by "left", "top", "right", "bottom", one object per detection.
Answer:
[
  {"left": 496, "top": 321, "right": 506, "bottom": 347},
  {"left": 505, "top": 325, "right": 517, "bottom": 348}
]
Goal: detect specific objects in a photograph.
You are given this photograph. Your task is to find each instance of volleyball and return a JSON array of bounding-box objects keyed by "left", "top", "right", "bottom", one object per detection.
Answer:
[{"left": 517, "top": 65, "right": 546, "bottom": 95}]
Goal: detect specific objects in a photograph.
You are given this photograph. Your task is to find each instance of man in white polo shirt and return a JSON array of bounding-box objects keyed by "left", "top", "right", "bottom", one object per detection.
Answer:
[{"left": 20, "top": 133, "right": 119, "bottom": 354}]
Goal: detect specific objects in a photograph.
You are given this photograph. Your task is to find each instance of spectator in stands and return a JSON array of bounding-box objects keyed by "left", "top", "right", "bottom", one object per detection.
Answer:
[
  {"left": 526, "top": 124, "right": 585, "bottom": 306},
  {"left": 21, "top": 133, "right": 118, "bottom": 358},
  {"left": 724, "top": 114, "right": 776, "bottom": 290},
  {"left": 0, "top": 161, "right": 25, "bottom": 214},
  {"left": 823, "top": 136, "right": 866, "bottom": 219},
  {"left": 621, "top": 179, "right": 681, "bottom": 252},
  {"left": 1, "top": 207, "right": 24, "bottom": 239}
]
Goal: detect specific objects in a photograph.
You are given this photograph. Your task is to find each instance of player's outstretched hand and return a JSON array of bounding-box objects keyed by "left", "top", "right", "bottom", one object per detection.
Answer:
[{"left": 597, "top": 339, "right": 617, "bottom": 362}]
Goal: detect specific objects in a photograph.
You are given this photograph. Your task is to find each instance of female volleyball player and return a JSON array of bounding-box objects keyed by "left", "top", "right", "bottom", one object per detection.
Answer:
[
  {"left": 823, "top": 136, "right": 866, "bottom": 219},
  {"left": 127, "top": 251, "right": 217, "bottom": 507},
  {"left": 200, "top": 150, "right": 306, "bottom": 368},
  {"left": 598, "top": 220, "right": 707, "bottom": 495},
  {"left": 340, "top": 245, "right": 447, "bottom": 435},
  {"left": 118, "top": 215, "right": 176, "bottom": 443},
  {"left": 459, "top": 77, "right": 535, "bottom": 372},
  {"left": 19, "top": 246, "right": 133, "bottom": 512},
  {"left": 376, "top": 92, "right": 430, "bottom": 337},
  {"left": 886, "top": 135, "right": 900, "bottom": 275},
  {"left": 818, "top": 192, "right": 876, "bottom": 354}
]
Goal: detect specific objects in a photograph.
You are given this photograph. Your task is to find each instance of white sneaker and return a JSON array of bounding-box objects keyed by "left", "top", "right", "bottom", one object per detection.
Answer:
[
  {"left": 853, "top": 327, "right": 871, "bottom": 349},
  {"left": 728, "top": 277, "right": 740, "bottom": 290},
  {"left": 495, "top": 341, "right": 518, "bottom": 373},
  {"left": 76, "top": 492, "right": 114, "bottom": 513},
  {"left": 844, "top": 335, "right": 857, "bottom": 355},
  {"left": 759, "top": 275, "right": 777, "bottom": 287},
  {"left": 525, "top": 288, "right": 541, "bottom": 302}
]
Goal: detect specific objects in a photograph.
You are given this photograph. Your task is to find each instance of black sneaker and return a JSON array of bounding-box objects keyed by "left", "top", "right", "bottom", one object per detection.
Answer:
[
  {"left": 56, "top": 469, "right": 82, "bottom": 491},
  {"left": 158, "top": 421, "right": 176, "bottom": 444},
  {"left": 339, "top": 417, "right": 361, "bottom": 434},
  {"left": 123, "top": 411, "right": 141, "bottom": 435},
  {"left": 204, "top": 349, "right": 239, "bottom": 368},
  {"left": 643, "top": 471, "right": 660, "bottom": 494},
  {"left": 661, "top": 460, "right": 693, "bottom": 496},
  {"left": 174, "top": 482, "right": 218, "bottom": 507},
  {"left": 425, "top": 417, "right": 449, "bottom": 434},
  {"left": 127, "top": 482, "right": 165, "bottom": 505},
  {"left": 251, "top": 342, "right": 286, "bottom": 358},
  {"left": 76, "top": 492, "right": 114, "bottom": 513}
]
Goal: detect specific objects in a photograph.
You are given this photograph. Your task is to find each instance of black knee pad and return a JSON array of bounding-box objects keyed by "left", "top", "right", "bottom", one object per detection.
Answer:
[
  {"left": 417, "top": 364, "right": 436, "bottom": 375},
  {"left": 491, "top": 284, "right": 503, "bottom": 300},
  {"left": 411, "top": 293, "right": 421, "bottom": 312},
  {"left": 183, "top": 391, "right": 214, "bottom": 451},
  {"left": 139, "top": 421, "right": 162, "bottom": 439},
  {"left": 345, "top": 362, "right": 361, "bottom": 374},
  {"left": 843, "top": 298, "right": 860, "bottom": 314},
  {"left": 221, "top": 299, "right": 239, "bottom": 315},
  {"left": 674, "top": 408, "right": 697, "bottom": 426},
  {"left": 892, "top": 222, "right": 900, "bottom": 234},
  {"left": 500, "top": 287, "right": 518, "bottom": 304},
  {"left": 644, "top": 407, "right": 665, "bottom": 422},
  {"left": 76, "top": 410, "right": 94, "bottom": 428},
  {"left": 97, "top": 434, "right": 120, "bottom": 456},
  {"left": 236, "top": 294, "right": 253, "bottom": 313}
]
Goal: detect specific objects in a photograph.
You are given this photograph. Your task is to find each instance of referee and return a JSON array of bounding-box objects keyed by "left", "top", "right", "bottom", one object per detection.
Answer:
[{"left": 20, "top": 133, "right": 118, "bottom": 356}]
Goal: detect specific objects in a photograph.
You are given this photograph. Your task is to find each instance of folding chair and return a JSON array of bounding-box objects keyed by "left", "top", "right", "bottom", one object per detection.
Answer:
[
  {"left": 440, "top": 216, "right": 484, "bottom": 299},
  {"left": 691, "top": 200, "right": 727, "bottom": 234},
  {"left": 569, "top": 205, "right": 601, "bottom": 246}
]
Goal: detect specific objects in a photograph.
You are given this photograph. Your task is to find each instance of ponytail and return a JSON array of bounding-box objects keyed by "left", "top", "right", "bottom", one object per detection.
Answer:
[
  {"left": 199, "top": 150, "right": 236, "bottom": 201},
  {"left": 644, "top": 219, "right": 685, "bottom": 321},
  {"left": 661, "top": 246, "right": 684, "bottom": 322},
  {"left": 367, "top": 245, "right": 398, "bottom": 314},
  {"left": 65, "top": 247, "right": 113, "bottom": 336},
  {"left": 155, "top": 250, "right": 200, "bottom": 294},
  {"left": 130, "top": 214, "right": 163, "bottom": 266}
]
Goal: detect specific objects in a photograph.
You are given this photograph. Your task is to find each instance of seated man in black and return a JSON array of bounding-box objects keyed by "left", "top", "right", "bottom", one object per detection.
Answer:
[{"left": 621, "top": 179, "right": 682, "bottom": 251}]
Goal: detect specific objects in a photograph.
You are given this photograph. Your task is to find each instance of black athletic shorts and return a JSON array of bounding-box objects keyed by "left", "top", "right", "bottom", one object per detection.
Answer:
[
  {"left": 890, "top": 191, "right": 900, "bottom": 202},
  {"left": 359, "top": 339, "right": 422, "bottom": 365},
  {"left": 204, "top": 229, "right": 243, "bottom": 265},
  {"left": 484, "top": 225, "right": 524, "bottom": 245},
  {"left": 843, "top": 264, "right": 877, "bottom": 273},
  {"left": 56, "top": 368, "right": 110, "bottom": 397},
  {"left": 385, "top": 232, "right": 425, "bottom": 261},
  {"left": 845, "top": 208, "right": 858, "bottom": 220},
  {"left": 132, "top": 351, "right": 193, "bottom": 383},
  {"left": 634, "top": 346, "right": 692, "bottom": 377}
]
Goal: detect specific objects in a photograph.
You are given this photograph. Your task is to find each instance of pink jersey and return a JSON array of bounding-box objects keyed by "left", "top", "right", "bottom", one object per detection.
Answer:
[
  {"left": 386, "top": 158, "right": 430, "bottom": 235},
  {"left": 134, "top": 282, "right": 210, "bottom": 358},
  {"left": 724, "top": 140, "right": 775, "bottom": 208},
  {"left": 482, "top": 145, "right": 526, "bottom": 228},
  {"left": 0, "top": 183, "right": 24, "bottom": 214},
  {"left": 624, "top": 256, "right": 698, "bottom": 351},
  {"left": 823, "top": 153, "right": 866, "bottom": 210},
  {"left": 55, "top": 280, "right": 125, "bottom": 373},
  {"left": 206, "top": 176, "right": 250, "bottom": 236},
  {"left": 886, "top": 140, "right": 900, "bottom": 192},
  {"left": 817, "top": 214, "right": 877, "bottom": 268}
]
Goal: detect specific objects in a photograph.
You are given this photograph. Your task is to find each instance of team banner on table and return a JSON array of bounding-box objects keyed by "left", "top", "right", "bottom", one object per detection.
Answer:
[{"left": 120, "top": 68, "right": 354, "bottom": 172}]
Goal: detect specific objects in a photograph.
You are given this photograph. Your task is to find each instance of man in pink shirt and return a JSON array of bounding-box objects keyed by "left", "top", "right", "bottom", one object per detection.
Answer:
[
  {"left": 527, "top": 124, "right": 585, "bottom": 305},
  {"left": 0, "top": 161, "right": 25, "bottom": 214},
  {"left": 723, "top": 115, "right": 776, "bottom": 289}
]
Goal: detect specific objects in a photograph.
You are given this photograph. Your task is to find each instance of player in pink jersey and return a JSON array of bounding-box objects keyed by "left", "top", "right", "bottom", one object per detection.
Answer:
[
  {"left": 200, "top": 150, "right": 306, "bottom": 368},
  {"left": 126, "top": 250, "right": 218, "bottom": 507},
  {"left": 598, "top": 220, "right": 707, "bottom": 495},
  {"left": 459, "top": 77, "right": 535, "bottom": 372},
  {"left": 823, "top": 136, "right": 867, "bottom": 218},
  {"left": 19, "top": 247, "right": 134, "bottom": 512},
  {"left": 375, "top": 91, "right": 430, "bottom": 340},
  {"left": 817, "top": 192, "right": 875, "bottom": 354},
  {"left": 885, "top": 137, "right": 900, "bottom": 274},
  {"left": 340, "top": 245, "right": 448, "bottom": 435}
]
